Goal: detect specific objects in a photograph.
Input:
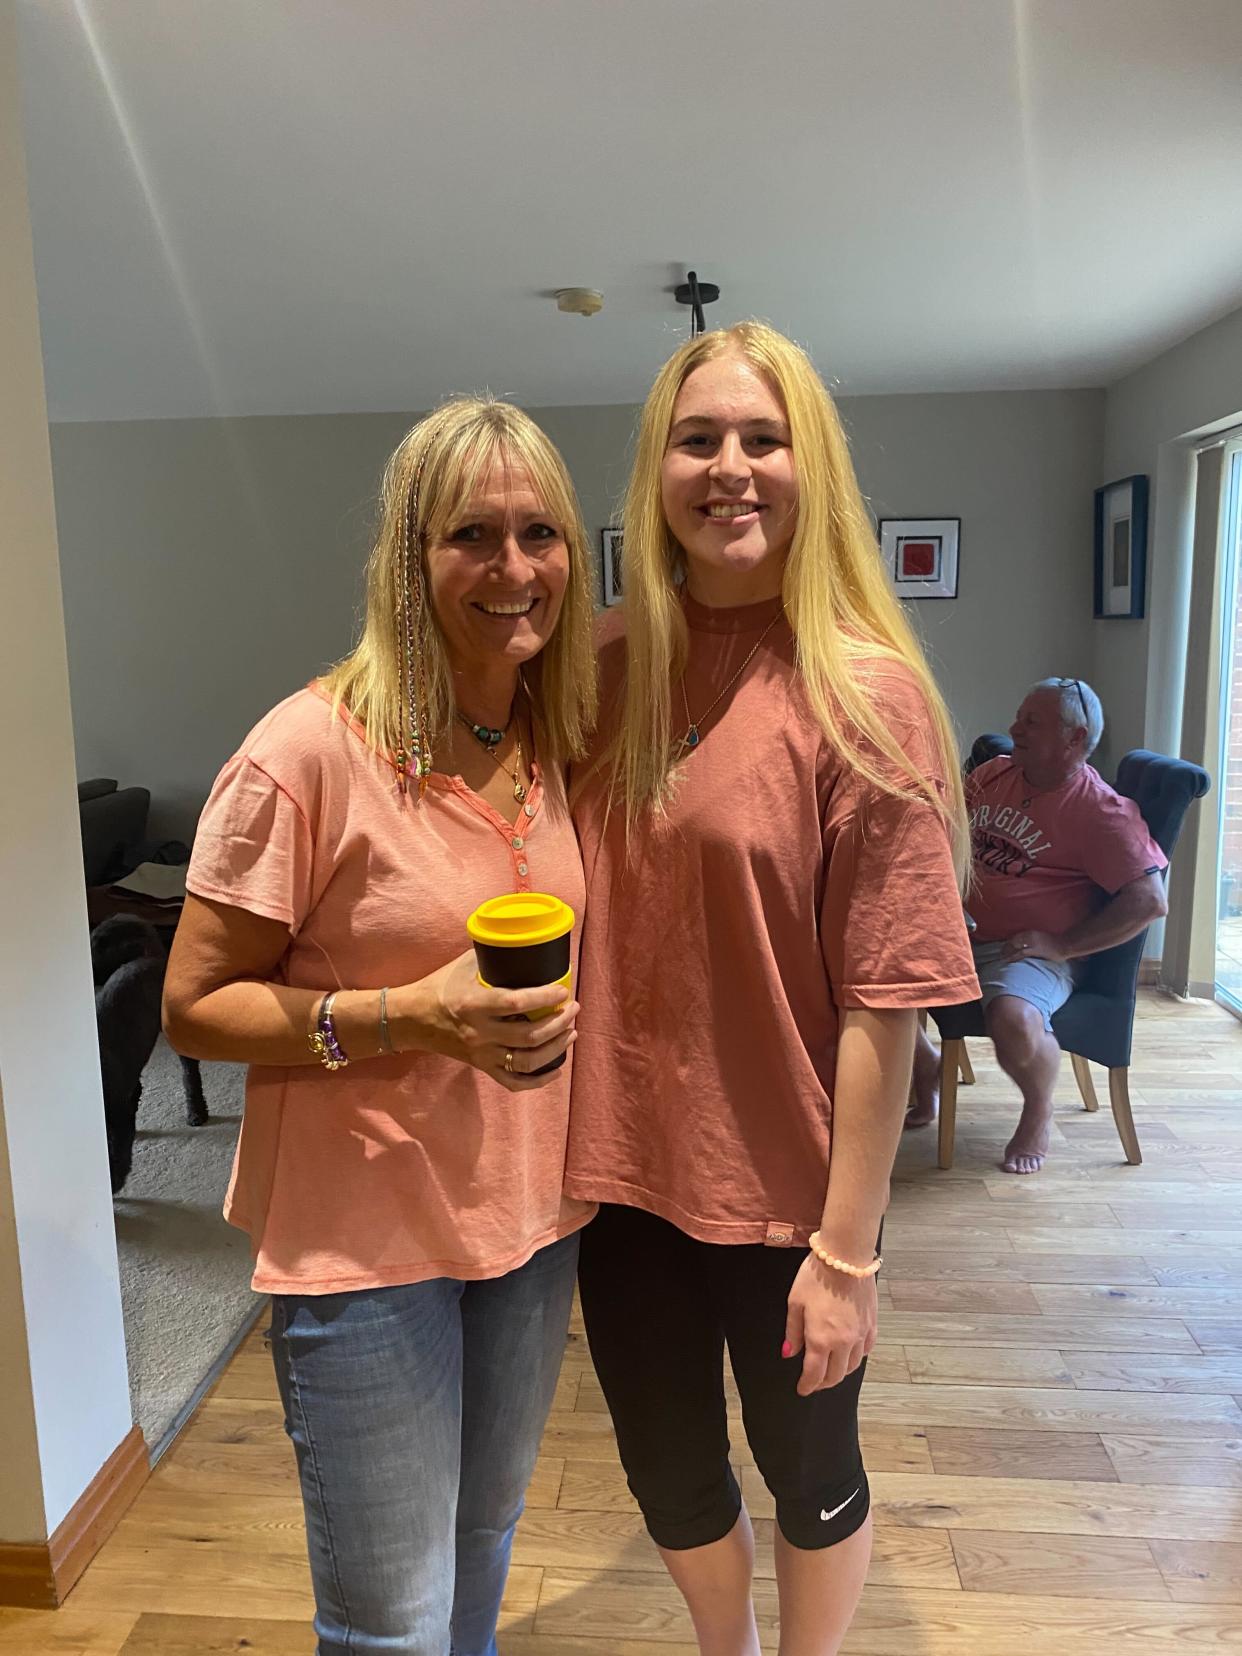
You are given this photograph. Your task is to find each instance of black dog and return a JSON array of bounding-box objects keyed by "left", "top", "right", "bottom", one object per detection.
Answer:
[{"left": 91, "top": 916, "right": 208, "bottom": 1194}]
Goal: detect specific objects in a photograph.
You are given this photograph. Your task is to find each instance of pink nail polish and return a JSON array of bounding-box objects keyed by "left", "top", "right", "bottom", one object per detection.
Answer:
[{"left": 781, "top": 1340, "right": 793, "bottom": 1359}]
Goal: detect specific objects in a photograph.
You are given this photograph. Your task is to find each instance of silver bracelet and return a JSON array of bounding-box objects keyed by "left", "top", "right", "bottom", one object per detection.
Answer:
[{"left": 378, "top": 985, "right": 395, "bottom": 1055}]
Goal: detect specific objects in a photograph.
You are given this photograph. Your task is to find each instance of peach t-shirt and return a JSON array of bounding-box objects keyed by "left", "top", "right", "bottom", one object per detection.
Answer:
[
  {"left": 187, "top": 686, "right": 592, "bottom": 1295},
  {"left": 565, "top": 596, "right": 979, "bottom": 1245}
]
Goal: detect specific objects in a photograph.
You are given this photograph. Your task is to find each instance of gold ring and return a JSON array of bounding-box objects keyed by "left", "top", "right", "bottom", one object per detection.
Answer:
[{"left": 504, "top": 1050, "right": 514, "bottom": 1075}]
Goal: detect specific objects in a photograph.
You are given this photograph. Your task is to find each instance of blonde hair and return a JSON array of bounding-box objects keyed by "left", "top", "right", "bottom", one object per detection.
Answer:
[
  {"left": 613, "top": 322, "right": 969, "bottom": 884},
  {"left": 322, "top": 397, "right": 598, "bottom": 789}
]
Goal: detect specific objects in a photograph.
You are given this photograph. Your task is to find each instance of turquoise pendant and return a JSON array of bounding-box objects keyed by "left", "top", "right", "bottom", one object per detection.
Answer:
[
  {"left": 685, "top": 726, "right": 700, "bottom": 748},
  {"left": 465, "top": 720, "right": 504, "bottom": 749}
]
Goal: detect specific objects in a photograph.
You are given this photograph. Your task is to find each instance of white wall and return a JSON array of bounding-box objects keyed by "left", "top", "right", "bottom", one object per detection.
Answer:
[
  {"left": 50, "top": 389, "right": 1102, "bottom": 842},
  {"left": 0, "top": 0, "right": 133, "bottom": 1543},
  {"left": 1098, "top": 301, "right": 1242, "bottom": 760}
]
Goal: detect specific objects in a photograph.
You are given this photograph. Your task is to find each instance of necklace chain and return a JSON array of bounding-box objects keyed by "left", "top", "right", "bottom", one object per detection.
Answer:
[
  {"left": 677, "top": 610, "right": 784, "bottom": 757},
  {"left": 457, "top": 709, "right": 528, "bottom": 803}
]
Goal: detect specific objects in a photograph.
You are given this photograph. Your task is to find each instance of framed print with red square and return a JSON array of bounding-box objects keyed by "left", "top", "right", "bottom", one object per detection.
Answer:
[{"left": 879, "top": 517, "right": 960, "bottom": 600}]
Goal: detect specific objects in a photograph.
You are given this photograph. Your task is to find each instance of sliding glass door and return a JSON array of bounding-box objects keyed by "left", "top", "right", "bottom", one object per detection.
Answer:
[{"left": 1217, "top": 446, "right": 1242, "bottom": 1013}]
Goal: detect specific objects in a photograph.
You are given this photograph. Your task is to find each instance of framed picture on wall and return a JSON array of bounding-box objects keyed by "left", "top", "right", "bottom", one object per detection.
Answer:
[
  {"left": 601, "top": 527, "right": 623, "bottom": 607},
  {"left": 1093, "top": 475, "right": 1148, "bottom": 619},
  {"left": 879, "top": 517, "right": 960, "bottom": 600}
]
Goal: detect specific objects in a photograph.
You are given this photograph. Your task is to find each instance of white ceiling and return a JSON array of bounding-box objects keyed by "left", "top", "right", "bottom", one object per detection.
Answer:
[{"left": 17, "top": 0, "right": 1242, "bottom": 422}]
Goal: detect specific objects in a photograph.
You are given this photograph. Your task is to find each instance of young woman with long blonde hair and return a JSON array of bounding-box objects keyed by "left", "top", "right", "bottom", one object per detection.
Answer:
[
  {"left": 164, "top": 398, "right": 597, "bottom": 1656},
  {"left": 567, "top": 324, "right": 977, "bottom": 1655}
]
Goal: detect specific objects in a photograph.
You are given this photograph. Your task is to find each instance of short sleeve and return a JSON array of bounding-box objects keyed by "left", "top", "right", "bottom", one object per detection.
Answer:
[
  {"left": 822, "top": 792, "right": 979, "bottom": 1010},
  {"left": 819, "top": 665, "right": 978, "bottom": 1010},
  {"left": 186, "top": 755, "right": 315, "bottom": 932},
  {"left": 1078, "top": 792, "right": 1167, "bottom": 895}
]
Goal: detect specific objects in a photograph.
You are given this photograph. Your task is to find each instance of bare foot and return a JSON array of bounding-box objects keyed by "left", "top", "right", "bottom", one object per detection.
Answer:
[
  {"left": 1002, "top": 1106, "right": 1052, "bottom": 1174},
  {"left": 904, "top": 1034, "right": 940, "bottom": 1130}
]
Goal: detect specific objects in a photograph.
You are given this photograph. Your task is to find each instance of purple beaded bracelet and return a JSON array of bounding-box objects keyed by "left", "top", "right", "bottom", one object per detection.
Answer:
[{"left": 310, "top": 992, "right": 349, "bottom": 1070}]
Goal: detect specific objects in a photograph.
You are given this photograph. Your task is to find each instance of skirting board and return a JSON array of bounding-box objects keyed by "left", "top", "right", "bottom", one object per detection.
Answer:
[
  {"left": 0, "top": 1424, "right": 149, "bottom": 1608},
  {"left": 1138, "top": 958, "right": 1159, "bottom": 985}
]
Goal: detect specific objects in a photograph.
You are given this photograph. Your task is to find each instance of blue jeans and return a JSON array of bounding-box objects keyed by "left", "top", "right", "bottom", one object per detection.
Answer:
[{"left": 269, "top": 1232, "right": 579, "bottom": 1655}]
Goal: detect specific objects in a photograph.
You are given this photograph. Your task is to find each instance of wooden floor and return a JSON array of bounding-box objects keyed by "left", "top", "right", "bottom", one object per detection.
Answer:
[{"left": 6, "top": 990, "right": 1242, "bottom": 1654}]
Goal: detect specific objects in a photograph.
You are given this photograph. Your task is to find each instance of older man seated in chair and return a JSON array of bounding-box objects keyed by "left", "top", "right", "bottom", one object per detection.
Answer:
[{"left": 906, "top": 677, "right": 1168, "bottom": 1174}]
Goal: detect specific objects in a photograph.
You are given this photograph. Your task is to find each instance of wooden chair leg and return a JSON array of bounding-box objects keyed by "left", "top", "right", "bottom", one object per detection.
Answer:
[
  {"left": 1108, "top": 1067, "right": 1143, "bottom": 1166},
  {"left": 938, "top": 1039, "right": 962, "bottom": 1170},
  {"left": 958, "top": 1045, "right": 975, "bottom": 1086},
  {"left": 1070, "top": 1052, "right": 1100, "bottom": 1112}
]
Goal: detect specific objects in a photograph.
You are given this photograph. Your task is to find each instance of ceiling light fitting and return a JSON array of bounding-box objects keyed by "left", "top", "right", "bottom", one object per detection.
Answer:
[
  {"left": 555, "top": 288, "right": 604, "bottom": 317},
  {"left": 674, "top": 269, "right": 720, "bottom": 337}
]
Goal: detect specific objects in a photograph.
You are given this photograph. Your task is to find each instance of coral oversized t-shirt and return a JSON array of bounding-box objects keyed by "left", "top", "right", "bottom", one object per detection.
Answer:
[
  {"left": 186, "top": 686, "right": 592, "bottom": 1294},
  {"left": 564, "top": 596, "right": 979, "bottom": 1246},
  {"left": 965, "top": 756, "right": 1167, "bottom": 944}
]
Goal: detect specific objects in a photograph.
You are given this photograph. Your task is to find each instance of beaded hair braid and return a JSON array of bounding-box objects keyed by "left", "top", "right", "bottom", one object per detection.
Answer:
[{"left": 394, "top": 448, "right": 433, "bottom": 796}]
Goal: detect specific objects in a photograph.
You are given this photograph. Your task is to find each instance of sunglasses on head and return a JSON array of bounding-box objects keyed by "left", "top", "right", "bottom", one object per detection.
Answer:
[{"left": 1057, "top": 677, "right": 1089, "bottom": 725}]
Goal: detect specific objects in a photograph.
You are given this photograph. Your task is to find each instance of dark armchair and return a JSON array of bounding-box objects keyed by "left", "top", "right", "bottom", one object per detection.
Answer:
[
  {"left": 79, "top": 779, "right": 150, "bottom": 887},
  {"left": 963, "top": 731, "right": 1014, "bottom": 774},
  {"left": 929, "top": 747, "right": 1211, "bottom": 1170}
]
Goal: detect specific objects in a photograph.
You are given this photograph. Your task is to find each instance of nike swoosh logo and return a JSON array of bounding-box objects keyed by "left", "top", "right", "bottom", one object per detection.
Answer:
[{"left": 820, "top": 1488, "right": 861, "bottom": 1523}]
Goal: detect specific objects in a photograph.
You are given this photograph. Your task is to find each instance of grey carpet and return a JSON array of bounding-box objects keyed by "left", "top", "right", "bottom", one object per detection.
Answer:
[{"left": 112, "top": 1035, "right": 262, "bottom": 1456}]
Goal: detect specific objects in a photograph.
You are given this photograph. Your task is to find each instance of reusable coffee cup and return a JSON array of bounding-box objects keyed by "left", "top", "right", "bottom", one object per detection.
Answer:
[{"left": 466, "top": 892, "right": 575, "bottom": 1074}]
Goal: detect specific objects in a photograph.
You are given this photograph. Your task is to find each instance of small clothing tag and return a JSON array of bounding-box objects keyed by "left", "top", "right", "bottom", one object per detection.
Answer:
[{"left": 764, "top": 1221, "right": 795, "bottom": 1247}]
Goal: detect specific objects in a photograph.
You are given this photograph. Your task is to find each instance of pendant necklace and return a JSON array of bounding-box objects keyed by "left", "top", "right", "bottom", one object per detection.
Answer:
[
  {"left": 457, "top": 709, "right": 528, "bottom": 803},
  {"left": 677, "top": 609, "right": 784, "bottom": 758},
  {"left": 458, "top": 713, "right": 509, "bottom": 750}
]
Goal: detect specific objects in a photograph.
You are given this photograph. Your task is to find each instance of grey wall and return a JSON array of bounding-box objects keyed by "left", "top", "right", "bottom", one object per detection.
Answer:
[
  {"left": 51, "top": 389, "right": 1102, "bottom": 843},
  {"left": 1097, "top": 301, "right": 1242, "bottom": 761},
  {"left": 51, "top": 405, "right": 638, "bottom": 842},
  {"left": 843, "top": 390, "right": 1103, "bottom": 764}
]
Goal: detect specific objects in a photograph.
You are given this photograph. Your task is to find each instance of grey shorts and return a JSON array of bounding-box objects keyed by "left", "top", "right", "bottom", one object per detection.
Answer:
[{"left": 972, "top": 940, "right": 1075, "bottom": 1032}]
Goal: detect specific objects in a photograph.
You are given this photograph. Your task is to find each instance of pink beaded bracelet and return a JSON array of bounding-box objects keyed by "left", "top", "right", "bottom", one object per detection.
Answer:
[{"left": 807, "top": 1232, "right": 882, "bottom": 1279}]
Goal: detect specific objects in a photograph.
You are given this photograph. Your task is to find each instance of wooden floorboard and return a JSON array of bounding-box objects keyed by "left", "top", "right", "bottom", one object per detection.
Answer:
[{"left": 4, "top": 989, "right": 1242, "bottom": 1652}]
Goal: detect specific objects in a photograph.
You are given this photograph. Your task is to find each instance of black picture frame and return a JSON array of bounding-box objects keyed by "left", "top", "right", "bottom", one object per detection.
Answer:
[
  {"left": 1093, "top": 475, "right": 1148, "bottom": 620},
  {"left": 601, "top": 528, "right": 623, "bottom": 607}
]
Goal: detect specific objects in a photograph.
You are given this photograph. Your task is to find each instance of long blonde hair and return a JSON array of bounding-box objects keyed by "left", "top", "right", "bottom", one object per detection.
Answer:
[
  {"left": 614, "top": 322, "right": 969, "bottom": 884},
  {"left": 322, "top": 397, "right": 598, "bottom": 786}
]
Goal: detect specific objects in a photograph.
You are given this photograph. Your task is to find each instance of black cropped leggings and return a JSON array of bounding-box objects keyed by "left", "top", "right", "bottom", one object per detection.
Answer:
[{"left": 577, "top": 1203, "right": 872, "bottom": 1552}]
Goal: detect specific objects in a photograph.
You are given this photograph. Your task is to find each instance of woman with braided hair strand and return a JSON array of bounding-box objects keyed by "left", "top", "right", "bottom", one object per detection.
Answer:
[{"left": 163, "top": 398, "right": 598, "bottom": 1656}]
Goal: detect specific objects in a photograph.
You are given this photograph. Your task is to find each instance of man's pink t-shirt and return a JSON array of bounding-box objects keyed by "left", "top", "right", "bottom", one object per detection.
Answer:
[
  {"left": 965, "top": 756, "right": 1167, "bottom": 944},
  {"left": 186, "top": 686, "right": 592, "bottom": 1295},
  {"left": 564, "top": 597, "right": 979, "bottom": 1247}
]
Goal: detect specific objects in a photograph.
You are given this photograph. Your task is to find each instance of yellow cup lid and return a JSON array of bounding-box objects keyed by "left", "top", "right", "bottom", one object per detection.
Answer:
[{"left": 467, "top": 892, "right": 575, "bottom": 948}]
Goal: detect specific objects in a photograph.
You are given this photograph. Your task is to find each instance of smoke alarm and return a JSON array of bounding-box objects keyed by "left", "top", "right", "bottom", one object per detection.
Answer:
[{"left": 555, "top": 288, "right": 604, "bottom": 317}]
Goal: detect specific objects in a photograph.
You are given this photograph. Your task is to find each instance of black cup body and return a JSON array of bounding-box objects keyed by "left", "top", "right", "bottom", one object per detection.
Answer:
[
  {"left": 472, "top": 932, "right": 570, "bottom": 989},
  {"left": 473, "top": 932, "right": 571, "bottom": 1074}
]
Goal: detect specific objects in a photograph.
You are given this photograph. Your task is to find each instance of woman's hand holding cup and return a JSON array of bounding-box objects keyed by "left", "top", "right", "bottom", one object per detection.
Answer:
[{"left": 391, "top": 950, "right": 577, "bottom": 1090}]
